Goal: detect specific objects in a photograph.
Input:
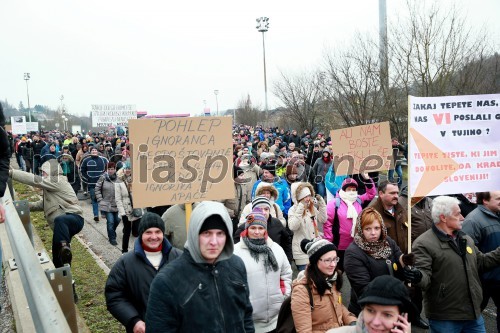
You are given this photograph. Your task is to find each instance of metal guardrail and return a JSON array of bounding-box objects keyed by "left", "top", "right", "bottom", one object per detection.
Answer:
[{"left": 2, "top": 187, "right": 72, "bottom": 333}]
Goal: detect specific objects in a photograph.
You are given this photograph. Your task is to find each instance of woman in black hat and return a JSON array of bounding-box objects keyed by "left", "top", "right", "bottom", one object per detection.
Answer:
[
  {"left": 291, "top": 238, "right": 356, "bottom": 332},
  {"left": 326, "top": 275, "right": 414, "bottom": 333}
]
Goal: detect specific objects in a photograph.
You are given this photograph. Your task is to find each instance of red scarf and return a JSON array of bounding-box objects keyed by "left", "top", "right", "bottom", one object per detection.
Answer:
[{"left": 142, "top": 240, "right": 163, "bottom": 252}]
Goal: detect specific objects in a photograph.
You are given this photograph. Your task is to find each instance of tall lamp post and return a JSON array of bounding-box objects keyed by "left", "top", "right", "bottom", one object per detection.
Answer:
[
  {"left": 256, "top": 17, "right": 269, "bottom": 120},
  {"left": 60, "top": 95, "right": 64, "bottom": 113},
  {"left": 24, "top": 73, "right": 31, "bottom": 122},
  {"left": 214, "top": 90, "right": 219, "bottom": 116}
]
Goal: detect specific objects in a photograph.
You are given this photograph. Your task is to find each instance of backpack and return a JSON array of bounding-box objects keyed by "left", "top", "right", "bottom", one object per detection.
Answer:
[
  {"left": 331, "top": 197, "right": 362, "bottom": 247},
  {"left": 276, "top": 283, "right": 314, "bottom": 333}
]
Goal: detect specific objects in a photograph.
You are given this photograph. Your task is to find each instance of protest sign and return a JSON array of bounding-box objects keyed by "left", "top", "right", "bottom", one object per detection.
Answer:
[
  {"left": 11, "top": 116, "right": 27, "bottom": 134},
  {"left": 26, "top": 122, "right": 39, "bottom": 132},
  {"left": 330, "top": 122, "right": 392, "bottom": 176},
  {"left": 91, "top": 104, "right": 137, "bottom": 127},
  {"left": 409, "top": 94, "right": 500, "bottom": 197},
  {"left": 129, "top": 116, "right": 234, "bottom": 207}
]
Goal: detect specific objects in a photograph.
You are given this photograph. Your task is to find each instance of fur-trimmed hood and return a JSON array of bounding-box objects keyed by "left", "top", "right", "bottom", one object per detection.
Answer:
[
  {"left": 255, "top": 182, "right": 279, "bottom": 201},
  {"left": 290, "top": 182, "right": 315, "bottom": 205}
]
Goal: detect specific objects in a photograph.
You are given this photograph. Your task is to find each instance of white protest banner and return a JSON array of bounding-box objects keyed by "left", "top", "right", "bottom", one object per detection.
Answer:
[
  {"left": 409, "top": 94, "right": 500, "bottom": 197},
  {"left": 330, "top": 122, "right": 393, "bottom": 176},
  {"left": 91, "top": 104, "right": 137, "bottom": 127},
  {"left": 129, "top": 116, "right": 234, "bottom": 207},
  {"left": 11, "top": 116, "right": 27, "bottom": 134},
  {"left": 26, "top": 122, "right": 39, "bottom": 132}
]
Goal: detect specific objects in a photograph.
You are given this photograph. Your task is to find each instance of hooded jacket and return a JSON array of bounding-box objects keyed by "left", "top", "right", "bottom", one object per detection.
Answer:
[
  {"left": 239, "top": 183, "right": 286, "bottom": 226},
  {"left": 288, "top": 182, "right": 327, "bottom": 265},
  {"left": 323, "top": 178, "right": 376, "bottom": 248},
  {"left": 145, "top": 201, "right": 255, "bottom": 333},
  {"left": 11, "top": 159, "right": 83, "bottom": 229}
]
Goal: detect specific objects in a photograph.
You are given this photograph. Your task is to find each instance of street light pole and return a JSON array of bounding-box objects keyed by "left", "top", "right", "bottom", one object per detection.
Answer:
[
  {"left": 60, "top": 95, "right": 64, "bottom": 114},
  {"left": 214, "top": 90, "right": 219, "bottom": 116},
  {"left": 24, "top": 73, "right": 31, "bottom": 122},
  {"left": 256, "top": 17, "right": 269, "bottom": 120}
]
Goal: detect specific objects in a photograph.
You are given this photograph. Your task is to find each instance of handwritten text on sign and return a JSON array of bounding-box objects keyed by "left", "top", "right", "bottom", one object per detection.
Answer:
[
  {"left": 330, "top": 122, "right": 392, "bottom": 176},
  {"left": 409, "top": 94, "right": 500, "bottom": 197},
  {"left": 129, "top": 117, "right": 234, "bottom": 207},
  {"left": 91, "top": 104, "right": 137, "bottom": 127}
]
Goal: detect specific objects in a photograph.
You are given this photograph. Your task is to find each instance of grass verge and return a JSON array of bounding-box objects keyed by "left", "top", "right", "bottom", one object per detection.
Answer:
[{"left": 13, "top": 181, "right": 123, "bottom": 333}]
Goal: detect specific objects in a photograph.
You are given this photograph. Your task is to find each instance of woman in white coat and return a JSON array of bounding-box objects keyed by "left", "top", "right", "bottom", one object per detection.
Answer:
[
  {"left": 288, "top": 182, "right": 327, "bottom": 271},
  {"left": 234, "top": 207, "right": 293, "bottom": 333},
  {"left": 114, "top": 160, "right": 143, "bottom": 253}
]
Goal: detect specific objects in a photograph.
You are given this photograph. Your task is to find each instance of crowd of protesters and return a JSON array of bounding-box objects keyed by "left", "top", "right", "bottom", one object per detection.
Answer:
[{"left": 3, "top": 118, "right": 500, "bottom": 333}]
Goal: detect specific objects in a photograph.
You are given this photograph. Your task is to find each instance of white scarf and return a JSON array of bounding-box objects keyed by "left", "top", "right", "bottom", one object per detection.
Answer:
[{"left": 338, "top": 189, "right": 360, "bottom": 237}]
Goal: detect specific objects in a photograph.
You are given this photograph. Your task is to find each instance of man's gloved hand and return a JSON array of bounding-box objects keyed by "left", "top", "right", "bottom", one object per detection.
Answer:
[
  {"left": 402, "top": 252, "right": 415, "bottom": 266},
  {"left": 404, "top": 266, "right": 423, "bottom": 283}
]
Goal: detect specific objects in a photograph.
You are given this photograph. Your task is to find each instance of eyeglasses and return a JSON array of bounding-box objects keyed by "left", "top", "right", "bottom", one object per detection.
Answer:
[{"left": 319, "top": 257, "right": 340, "bottom": 265}]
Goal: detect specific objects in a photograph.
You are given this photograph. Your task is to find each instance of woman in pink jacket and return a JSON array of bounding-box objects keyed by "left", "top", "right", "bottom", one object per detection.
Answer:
[{"left": 323, "top": 174, "right": 375, "bottom": 271}]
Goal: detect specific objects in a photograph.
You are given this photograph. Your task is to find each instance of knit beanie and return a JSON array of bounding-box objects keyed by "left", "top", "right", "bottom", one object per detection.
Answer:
[
  {"left": 300, "top": 238, "right": 337, "bottom": 265},
  {"left": 342, "top": 178, "right": 358, "bottom": 191},
  {"left": 138, "top": 212, "right": 166, "bottom": 238},
  {"left": 245, "top": 208, "right": 268, "bottom": 230},
  {"left": 252, "top": 196, "right": 271, "bottom": 210},
  {"left": 199, "top": 214, "right": 228, "bottom": 235}
]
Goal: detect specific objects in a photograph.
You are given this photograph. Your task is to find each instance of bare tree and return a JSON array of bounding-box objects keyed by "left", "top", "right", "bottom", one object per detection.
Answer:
[
  {"left": 389, "top": 2, "right": 498, "bottom": 97},
  {"left": 272, "top": 70, "right": 324, "bottom": 133},
  {"left": 235, "top": 94, "right": 262, "bottom": 126},
  {"left": 322, "top": 34, "right": 386, "bottom": 128}
]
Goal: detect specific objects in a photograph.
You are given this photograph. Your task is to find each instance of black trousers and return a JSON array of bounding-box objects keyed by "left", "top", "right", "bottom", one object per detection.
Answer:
[{"left": 121, "top": 215, "right": 140, "bottom": 252}]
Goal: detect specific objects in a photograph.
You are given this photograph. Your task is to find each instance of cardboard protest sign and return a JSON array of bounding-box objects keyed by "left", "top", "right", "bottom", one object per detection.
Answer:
[
  {"left": 409, "top": 94, "right": 500, "bottom": 197},
  {"left": 91, "top": 104, "right": 137, "bottom": 127},
  {"left": 330, "top": 122, "right": 392, "bottom": 176},
  {"left": 129, "top": 116, "right": 234, "bottom": 207}
]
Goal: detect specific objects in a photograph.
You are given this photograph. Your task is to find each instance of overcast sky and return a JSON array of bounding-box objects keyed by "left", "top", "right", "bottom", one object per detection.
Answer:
[{"left": 1, "top": 0, "right": 499, "bottom": 117}]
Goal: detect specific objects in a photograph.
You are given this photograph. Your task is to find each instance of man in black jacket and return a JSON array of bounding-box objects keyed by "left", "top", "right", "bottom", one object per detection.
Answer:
[
  {"left": 105, "top": 213, "right": 182, "bottom": 333},
  {"left": 145, "top": 201, "right": 254, "bottom": 333}
]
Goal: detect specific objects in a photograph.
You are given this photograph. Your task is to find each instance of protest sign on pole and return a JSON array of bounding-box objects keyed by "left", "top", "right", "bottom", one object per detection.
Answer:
[
  {"left": 91, "top": 104, "right": 137, "bottom": 127},
  {"left": 409, "top": 94, "right": 500, "bottom": 197},
  {"left": 11, "top": 116, "right": 27, "bottom": 134},
  {"left": 330, "top": 122, "right": 393, "bottom": 176},
  {"left": 129, "top": 116, "right": 234, "bottom": 208},
  {"left": 26, "top": 122, "right": 39, "bottom": 132}
]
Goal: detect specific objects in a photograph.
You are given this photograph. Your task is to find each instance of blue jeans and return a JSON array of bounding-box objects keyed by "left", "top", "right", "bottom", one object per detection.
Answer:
[
  {"left": 52, "top": 213, "right": 84, "bottom": 268},
  {"left": 88, "top": 186, "right": 99, "bottom": 217},
  {"left": 429, "top": 316, "right": 486, "bottom": 333},
  {"left": 316, "top": 181, "right": 326, "bottom": 198},
  {"left": 388, "top": 164, "right": 403, "bottom": 187},
  {"left": 296, "top": 264, "right": 307, "bottom": 272},
  {"left": 104, "top": 211, "right": 120, "bottom": 242}
]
